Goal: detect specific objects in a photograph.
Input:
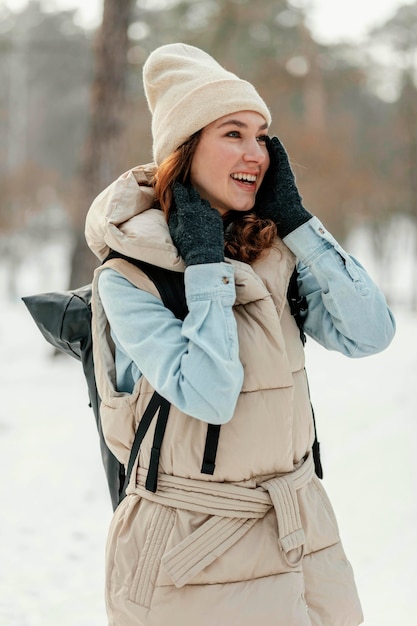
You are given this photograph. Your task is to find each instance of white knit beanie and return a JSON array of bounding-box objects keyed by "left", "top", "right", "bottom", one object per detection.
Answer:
[{"left": 143, "top": 43, "right": 271, "bottom": 166}]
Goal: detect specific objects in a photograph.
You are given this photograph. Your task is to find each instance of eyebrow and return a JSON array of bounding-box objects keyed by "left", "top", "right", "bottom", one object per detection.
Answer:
[{"left": 216, "top": 118, "right": 269, "bottom": 131}]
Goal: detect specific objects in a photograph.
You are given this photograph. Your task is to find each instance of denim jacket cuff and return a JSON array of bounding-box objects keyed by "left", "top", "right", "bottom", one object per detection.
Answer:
[{"left": 185, "top": 262, "right": 236, "bottom": 305}]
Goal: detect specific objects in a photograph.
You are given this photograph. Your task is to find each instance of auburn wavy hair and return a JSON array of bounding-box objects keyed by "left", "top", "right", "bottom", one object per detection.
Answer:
[{"left": 152, "top": 132, "right": 277, "bottom": 264}]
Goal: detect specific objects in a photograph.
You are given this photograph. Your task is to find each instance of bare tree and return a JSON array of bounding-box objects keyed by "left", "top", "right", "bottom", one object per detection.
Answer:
[{"left": 69, "top": 0, "right": 135, "bottom": 288}]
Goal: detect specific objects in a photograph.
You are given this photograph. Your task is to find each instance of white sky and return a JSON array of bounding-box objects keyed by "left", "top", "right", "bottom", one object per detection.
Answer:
[
  {"left": 298, "top": 0, "right": 413, "bottom": 43},
  {"left": 0, "top": 0, "right": 414, "bottom": 42}
]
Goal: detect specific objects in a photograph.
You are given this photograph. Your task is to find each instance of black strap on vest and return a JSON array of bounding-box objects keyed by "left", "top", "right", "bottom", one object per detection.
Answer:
[
  {"left": 122, "top": 391, "right": 169, "bottom": 496},
  {"left": 201, "top": 423, "right": 221, "bottom": 475},
  {"left": 310, "top": 404, "right": 323, "bottom": 479},
  {"left": 145, "top": 396, "right": 170, "bottom": 492},
  {"left": 287, "top": 268, "right": 323, "bottom": 479},
  {"left": 287, "top": 268, "right": 308, "bottom": 345}
]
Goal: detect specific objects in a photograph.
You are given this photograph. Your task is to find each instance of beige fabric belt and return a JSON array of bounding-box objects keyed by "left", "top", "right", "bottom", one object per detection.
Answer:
[{"left": 132, "top": 453, "right": 315, "bottom": 587}]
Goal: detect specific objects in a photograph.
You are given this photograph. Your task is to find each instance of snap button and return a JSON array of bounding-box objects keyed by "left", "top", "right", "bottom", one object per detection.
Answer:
[
  {"left": 221, "top": 276, "right": 230, "bottom": 284},
  {"left": 318, "top": 227, "right": 325, "bottom": 234}
]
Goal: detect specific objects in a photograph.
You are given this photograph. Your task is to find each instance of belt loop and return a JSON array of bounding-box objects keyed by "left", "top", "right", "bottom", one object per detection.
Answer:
[{"left": 263, "top": 475, "right": 305, "bottom": 568}]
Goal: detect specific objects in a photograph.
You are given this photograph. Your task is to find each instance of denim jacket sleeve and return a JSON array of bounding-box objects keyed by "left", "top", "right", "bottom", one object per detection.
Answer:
[
  {"left": 98, "top": 262, "right": 244, "bottom": 425},
  {"left": 283, "top": 216, "right": 396, "bottom": 357}
]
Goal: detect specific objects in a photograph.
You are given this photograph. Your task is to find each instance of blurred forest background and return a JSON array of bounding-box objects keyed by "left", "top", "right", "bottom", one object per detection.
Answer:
[{"left": 1, "top": 0, "right": 416, "bottom": 306}]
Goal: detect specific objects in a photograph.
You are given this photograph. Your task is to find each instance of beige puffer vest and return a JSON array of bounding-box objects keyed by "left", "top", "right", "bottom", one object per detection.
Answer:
[
  {"left": 86, "top": 165, "right": 363, "bottom": 626},
  {"left": 92, "top": 245, "right": 314, "bottom": 482}
]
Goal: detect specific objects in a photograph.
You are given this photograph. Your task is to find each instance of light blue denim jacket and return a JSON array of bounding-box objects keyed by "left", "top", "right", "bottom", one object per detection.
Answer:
[{"left": 98, "top": 216, "right": 395, "bottom": 425}]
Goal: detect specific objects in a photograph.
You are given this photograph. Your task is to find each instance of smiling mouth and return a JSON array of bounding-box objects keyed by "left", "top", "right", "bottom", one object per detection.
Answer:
[{"left": 230, "top": 173, "right": 258, "bottom": 186}]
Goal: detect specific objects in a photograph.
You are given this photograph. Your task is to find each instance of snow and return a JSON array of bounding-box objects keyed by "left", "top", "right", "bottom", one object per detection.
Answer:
[
  {"left": 305, "top": 311, "right": 417, "bottom": 625},
  {"left": 1, "top": 288, "right": 416, "bottom": 625},
  {"left": 0, "top": 298, "right": 111, "bottom": 625}
]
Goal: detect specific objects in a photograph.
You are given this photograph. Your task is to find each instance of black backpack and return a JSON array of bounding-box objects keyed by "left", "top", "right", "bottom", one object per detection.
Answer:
[{"left": 23, "top": 253, "right": 322, "bottom": 511}]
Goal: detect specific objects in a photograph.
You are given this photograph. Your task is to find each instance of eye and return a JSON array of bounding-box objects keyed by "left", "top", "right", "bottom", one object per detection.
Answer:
[
  {"left": 226, "top": 131, "right": 241, "bottom": 138},
  {"left": 257, "top": 134, "right": 268, "bottom": 144}
]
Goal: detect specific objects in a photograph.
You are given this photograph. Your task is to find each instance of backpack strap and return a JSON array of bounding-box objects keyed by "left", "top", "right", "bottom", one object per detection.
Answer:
[
  {"left": 201, "top": 424, "right": 221, "bottom": 475},
  {"left": 103, "top": 251, "right": 222, "bottom": 497},
  {"left": 104, "top": 250, "right": 187, "bottom": 320},
  {"left": 121, "top": 391, "right": 170, "bottom": 496},
  {"left": 287, "top": 268, "right": 308, "bottom": 345},
  {"left": 145, "top": 396, "right": 171, "bottom": 492},
  {"left": 104, "top": 251, "right": 185, "bottom": 500},
  {"left": 287, "top": 268, "right": 323, "bottom": 479}
]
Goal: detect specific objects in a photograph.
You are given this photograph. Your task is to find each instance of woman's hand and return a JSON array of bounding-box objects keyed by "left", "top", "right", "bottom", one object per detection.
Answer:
[
  {"left": 254, "top": 136, "right": 312, "bottom": 238},
  {"left": 169, "top": 183, "right": 225, "bottom": 266}
]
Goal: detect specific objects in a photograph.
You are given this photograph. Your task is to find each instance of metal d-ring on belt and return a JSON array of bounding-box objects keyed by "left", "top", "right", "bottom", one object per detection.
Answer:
[{"left": 133, "top": 453, "right": 315, "bottom": 587}]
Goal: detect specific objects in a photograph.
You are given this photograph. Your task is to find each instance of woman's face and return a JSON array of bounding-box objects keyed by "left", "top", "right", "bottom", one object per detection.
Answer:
[{"left": 190, "top": 111, "right": 270, "bottom": 215}]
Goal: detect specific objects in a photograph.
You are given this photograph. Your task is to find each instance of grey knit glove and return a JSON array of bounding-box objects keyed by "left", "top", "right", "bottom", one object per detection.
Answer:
[
  {"left": 254, "top": 136, "right": 312, "bottom": 238},
  {"left": 169, "top": 182, "right": 225, "bottom": 266}
]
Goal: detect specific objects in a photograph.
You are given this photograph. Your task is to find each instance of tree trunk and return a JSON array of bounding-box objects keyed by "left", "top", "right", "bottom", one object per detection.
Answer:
[{"left": 68, "top": 0, "right": 134, "bottom": 288}]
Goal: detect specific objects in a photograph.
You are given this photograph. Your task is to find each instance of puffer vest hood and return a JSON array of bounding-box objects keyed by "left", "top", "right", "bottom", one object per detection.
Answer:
[{"left": 86, "top": 164, "right": 314, "bottom": 484}]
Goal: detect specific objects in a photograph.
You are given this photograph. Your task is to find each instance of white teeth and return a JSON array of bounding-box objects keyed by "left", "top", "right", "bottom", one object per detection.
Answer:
[{"left": 231, "top": 173, "right": 257, "bottom": 183}]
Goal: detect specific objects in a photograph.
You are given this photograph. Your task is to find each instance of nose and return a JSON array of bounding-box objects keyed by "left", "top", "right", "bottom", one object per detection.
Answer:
[{"left": 243, "top": 139, "right": 268, "bottom": 165}]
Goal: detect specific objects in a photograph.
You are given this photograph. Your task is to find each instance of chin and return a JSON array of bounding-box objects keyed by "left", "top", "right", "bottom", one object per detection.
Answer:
[
  {"left": 236, "top": 202, "right": 256, "bottom": 213},
  {"left": 218, "top": 198, "right": 255, "bottom": 214},
  {"left": 236, "top": 207, "right": 254, "bottom": 213},
  {"left": 228, "top": 199, "right": 255, "bottom": 213}
]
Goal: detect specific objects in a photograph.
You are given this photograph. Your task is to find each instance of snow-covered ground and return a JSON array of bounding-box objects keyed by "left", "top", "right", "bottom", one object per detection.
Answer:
[{"left": 0, "top": 285, "right": 416, "bottom": 625}]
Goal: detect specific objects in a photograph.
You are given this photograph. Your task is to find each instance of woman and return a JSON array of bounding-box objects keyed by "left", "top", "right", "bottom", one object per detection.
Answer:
[{"left": 85, "top": 43, "right": 395, "bottom": 626}]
